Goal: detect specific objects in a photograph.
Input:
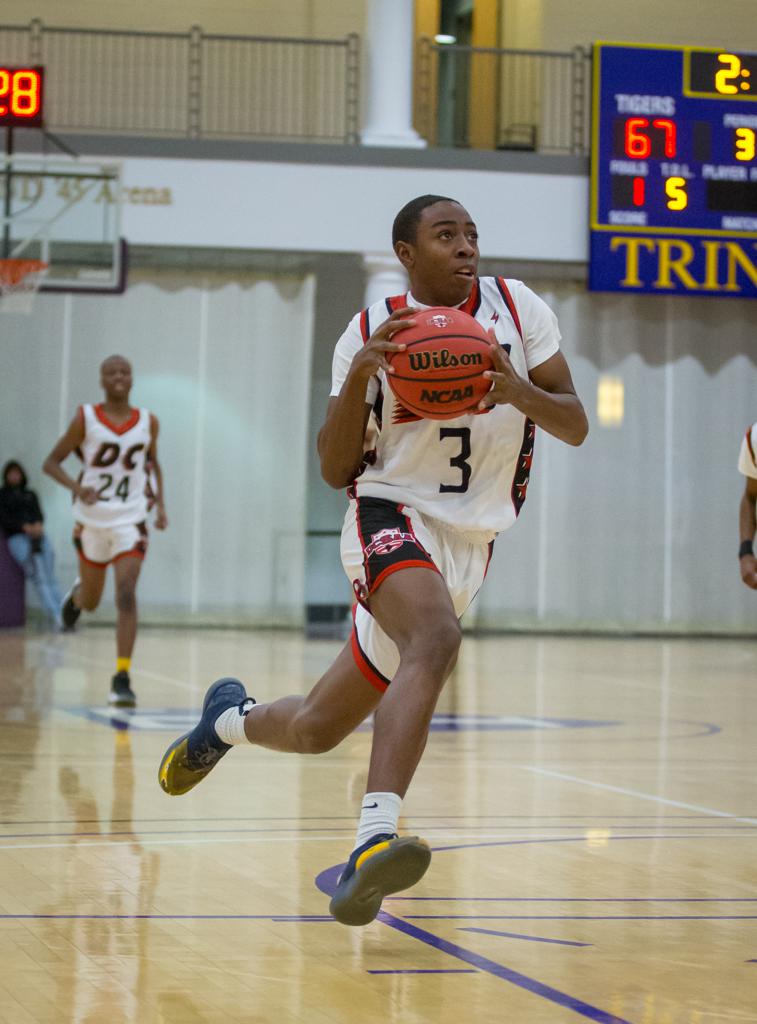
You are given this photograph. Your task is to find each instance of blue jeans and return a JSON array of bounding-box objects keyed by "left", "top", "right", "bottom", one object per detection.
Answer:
[{"left": 7, "top": 533, "right": 64, "bottom": 625}]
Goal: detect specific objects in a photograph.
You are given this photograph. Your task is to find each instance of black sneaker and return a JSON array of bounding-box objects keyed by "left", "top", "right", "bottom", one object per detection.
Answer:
[
  {"left": 158, "top": 677, "right": 254, "bottom": 796},
  {"left": 329, "top": 833, "right": 431, "bottom": 926},
  {"left": 61, "top": 580, "right": 81, "bottom": 631},
  {"left": 109, "top": 670, "right": 137, "bottom": 708}
]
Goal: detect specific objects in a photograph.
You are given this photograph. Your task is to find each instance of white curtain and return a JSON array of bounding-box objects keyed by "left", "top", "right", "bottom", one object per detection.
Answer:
[{"left": 1, "top": 269, "right": 315, "bottom": 626}]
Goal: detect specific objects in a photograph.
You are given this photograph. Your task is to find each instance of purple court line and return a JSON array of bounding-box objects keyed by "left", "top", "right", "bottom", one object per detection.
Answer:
[
  {"left": 368, "top": 969, "right": 478, "bottom": 974},
  {"left": 407, "top": 915, "right": 757, "bottom": 921},
  {"left": 459, "top": 927, "right": 591, "bottom": 947},
  {"left": 388, "top": 897, "right": 757, "bottom": 903},
  {"left": 314, "top": 862, "right": 634, "bottom": 1024}
]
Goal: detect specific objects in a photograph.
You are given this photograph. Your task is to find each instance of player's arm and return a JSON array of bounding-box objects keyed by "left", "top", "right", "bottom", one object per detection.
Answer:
[
  {"left": 317, "top": 308, "right": 416, "bottom": 489},
  {"left": 479, "top": 344, "right": 588, "bottom": 447},
  {"left": 148, "top": 415, "right": 168, "bottom": 530},
  {"left": 738, "top": 476, "right": 757, "bottom": 590},
  {"left": 42, "top": 413, "right": 97, "bottom": 505}
]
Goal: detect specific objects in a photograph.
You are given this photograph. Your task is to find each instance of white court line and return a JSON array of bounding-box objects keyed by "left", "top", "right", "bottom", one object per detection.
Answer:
[
  {"left": 35, "top": 642, "right": 197, "bottom": 694},
  {"left": 521, "top": 766, "right": 757, "bottom": 827},
  {"left": 0, "top": 831, "right": 751, "bottom": 854}
]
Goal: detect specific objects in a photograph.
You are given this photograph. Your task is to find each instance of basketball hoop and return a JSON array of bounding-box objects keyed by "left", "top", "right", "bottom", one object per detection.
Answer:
[{"left": 0, "top": 258, "right": 49, "bottom": 314}]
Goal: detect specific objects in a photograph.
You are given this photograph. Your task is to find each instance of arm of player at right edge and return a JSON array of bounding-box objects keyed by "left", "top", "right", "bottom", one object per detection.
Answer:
[
  {"left": 739, "top": 476, "right": 757, "bottom": 589},
  {"left": 317, "top": 308, "right": 416, "bottom": 489}
]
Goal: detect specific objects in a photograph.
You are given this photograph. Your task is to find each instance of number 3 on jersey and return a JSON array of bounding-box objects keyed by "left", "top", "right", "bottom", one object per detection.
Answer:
[{"left": 439, "top": 427, "right": 471, "bottom": 493}]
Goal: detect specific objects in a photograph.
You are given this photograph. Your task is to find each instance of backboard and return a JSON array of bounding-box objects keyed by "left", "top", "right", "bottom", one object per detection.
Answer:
[{"left": 0, "top": 154, "right": 126, "bottom": 295}]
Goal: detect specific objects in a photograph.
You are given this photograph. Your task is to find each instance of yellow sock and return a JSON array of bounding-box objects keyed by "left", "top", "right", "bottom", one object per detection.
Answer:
[{"left": 116, "top": 657, "right": 131, "bottom": 674}]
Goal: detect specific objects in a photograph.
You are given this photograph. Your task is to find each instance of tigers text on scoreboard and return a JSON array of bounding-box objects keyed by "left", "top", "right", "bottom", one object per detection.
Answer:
[{"left": 589, "top": 43, "right": 757, "bottom": 298}]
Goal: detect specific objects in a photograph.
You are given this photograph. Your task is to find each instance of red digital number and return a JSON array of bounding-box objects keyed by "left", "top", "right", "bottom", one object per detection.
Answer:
[
  {"left": 624, "top": 117, "right": 677, "bottom": 159},
  {"left": 652, "top": 118, "right": 676, "bottom": 157},
  {"left": 0, "top": 67, "right": 43, "bottom": 123}
]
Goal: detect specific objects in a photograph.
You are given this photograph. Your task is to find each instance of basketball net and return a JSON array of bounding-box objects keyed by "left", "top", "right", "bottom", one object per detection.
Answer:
[{"left": 0, "top": 258, "right": 49, "bottom": 314}]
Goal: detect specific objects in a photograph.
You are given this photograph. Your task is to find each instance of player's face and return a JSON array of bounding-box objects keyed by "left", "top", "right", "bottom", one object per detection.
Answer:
[
  {"left": 100, "top": 358, "right": 132, "bottom": 400},
  {"left": 400, "top": 201, "right": 480, "bottom": 306},
  {"left": 5, "top": 466, "right": 23, "bottom": 487}
]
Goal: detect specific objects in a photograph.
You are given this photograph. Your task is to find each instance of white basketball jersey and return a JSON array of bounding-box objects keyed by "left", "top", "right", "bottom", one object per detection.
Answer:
[
  {"left": 72, "top": 404, "right": 151, "bottom": 527},
  {"left": 738, "top": 423, "right": 757, "bottom": 480},
  {"left": 330, "top": 277, "right": 561, "bottom": 539}
]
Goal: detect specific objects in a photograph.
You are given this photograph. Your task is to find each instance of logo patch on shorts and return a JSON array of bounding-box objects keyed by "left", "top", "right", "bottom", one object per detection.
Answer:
[{"left": 364, "top": 528, "right": 415, "bottom": 557}]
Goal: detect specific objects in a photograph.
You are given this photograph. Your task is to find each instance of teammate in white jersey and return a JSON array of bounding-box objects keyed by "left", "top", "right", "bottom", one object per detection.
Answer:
[
  {"left": 158, "top": 195, "right": 588, "bottom": 924},
  {"left": 43, "top": 355, "right": 167, "bottom": 706},
  {"left": 737, "top": 423, "right": 757, "bottom": 589}
]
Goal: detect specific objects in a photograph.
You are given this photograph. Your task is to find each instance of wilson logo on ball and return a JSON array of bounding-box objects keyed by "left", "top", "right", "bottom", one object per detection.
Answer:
[{"left": 408, "top": 348, "right": 484, "bottom": 372}]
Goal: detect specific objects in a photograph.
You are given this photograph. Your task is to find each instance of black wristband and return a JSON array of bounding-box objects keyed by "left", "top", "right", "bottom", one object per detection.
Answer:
[{"left": 739, "top": 539, "right": 754, "bottom": 558}]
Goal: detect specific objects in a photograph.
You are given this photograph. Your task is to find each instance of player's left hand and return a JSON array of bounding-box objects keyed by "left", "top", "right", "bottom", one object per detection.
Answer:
[
  {"left": 477, "top": 331, "right": 528, "bottom": 411},
  {"left": 154, "top": 504, "right": 168, "bottom": 530}
]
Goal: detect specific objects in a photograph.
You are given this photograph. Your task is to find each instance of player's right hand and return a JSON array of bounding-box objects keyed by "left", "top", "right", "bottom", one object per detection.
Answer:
[
  {"left": 740, "top": 553, "right": 757, "bottom": 590},
  {"left": 349, "top": 307, "right": 416, "bottom": 380},
  {"left": 77, "top": 485, "right": 99, "bottom": 505}
]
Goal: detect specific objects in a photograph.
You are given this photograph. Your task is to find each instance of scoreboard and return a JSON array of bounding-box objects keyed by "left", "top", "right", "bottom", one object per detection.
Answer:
[
  {"left": 0, "top": 66, "right": 44, "bottom": 128},
  {"left": 589, "top": 43, "right": 757, "bottom": 298}
]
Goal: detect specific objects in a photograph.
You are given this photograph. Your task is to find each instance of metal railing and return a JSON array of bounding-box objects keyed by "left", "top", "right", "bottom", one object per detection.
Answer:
[
  {"left": 0, "top": 20, "right": 361, "bottom": 144},
  {"left": 415, "top": 38, "right": 590, "bottom": 155}
]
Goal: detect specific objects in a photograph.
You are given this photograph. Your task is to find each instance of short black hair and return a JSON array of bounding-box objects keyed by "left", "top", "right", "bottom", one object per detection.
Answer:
[
  {"left": 392, "top": 194, "right": 459, "bottom": 247},
  {"left": 2, "top": 460, "right": 27, "bottom": 488}
]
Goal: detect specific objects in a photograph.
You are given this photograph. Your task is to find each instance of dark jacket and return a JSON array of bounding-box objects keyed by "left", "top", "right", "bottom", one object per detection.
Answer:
[{"left": 0, "top": 461, "right": 44, "bottom": 538}]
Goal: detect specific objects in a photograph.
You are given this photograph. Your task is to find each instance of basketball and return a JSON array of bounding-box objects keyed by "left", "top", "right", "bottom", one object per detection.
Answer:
[{"left": 386, "top": 307, "right": 494, "bottom": 419}]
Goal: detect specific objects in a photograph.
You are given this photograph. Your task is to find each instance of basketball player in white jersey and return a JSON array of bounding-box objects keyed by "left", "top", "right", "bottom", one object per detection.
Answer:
[
  {"left": 158, "top": 195, "right": 588, "bottom": 924},
  {"left": 43, "top": 355, "right": 167, "bottom": 706},
  {"left": 737, "top": 423, "right": 757, "bottom": 589}
]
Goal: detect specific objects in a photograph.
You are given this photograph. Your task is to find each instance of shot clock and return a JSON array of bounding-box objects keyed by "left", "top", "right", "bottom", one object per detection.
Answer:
[
  {"left": 0, "top": 66, "right": 44, "bottom": 127},
  {"left": 590, "top": 44, "right": 757, "bottom": 298}
]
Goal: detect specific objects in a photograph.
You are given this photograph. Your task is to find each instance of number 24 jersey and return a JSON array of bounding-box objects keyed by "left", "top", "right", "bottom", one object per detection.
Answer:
[
  {"left": 330, "top": 277, "right": 561, "bottom": 540},
  {"left": 72, "top": 403, "right": 152, "bottom": 528}
]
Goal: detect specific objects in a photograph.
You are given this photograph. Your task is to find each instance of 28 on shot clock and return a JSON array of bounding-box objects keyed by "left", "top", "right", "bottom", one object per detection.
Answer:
[
  {"left": 590, "top": 44, "right": 757, "bottom": 298},
  {"left": 0, "top": 66, "right": 44, "bottom": 128}
]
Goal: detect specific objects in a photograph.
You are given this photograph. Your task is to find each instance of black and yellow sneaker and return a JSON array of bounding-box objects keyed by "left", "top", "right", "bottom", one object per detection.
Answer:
[
  {"left": 109, "top": 670, "right": 137, "bottom": 708},
  {"left": 329, "top": 833, "right": 431, "bottom": 926},
  {"left": 158, "top": 677, "right": 253, "bottom": 796}
]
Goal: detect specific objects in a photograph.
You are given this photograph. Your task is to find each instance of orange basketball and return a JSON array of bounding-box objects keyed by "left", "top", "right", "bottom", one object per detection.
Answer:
[{"left": 386, "top": 307, "right": 493, "bottom": 420}]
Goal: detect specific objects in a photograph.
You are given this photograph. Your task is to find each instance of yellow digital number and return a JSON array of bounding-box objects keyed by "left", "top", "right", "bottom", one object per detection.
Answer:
[
  {"left": 735, "top": 127, "right": 756, "bottom": 162},
  {"left": 715, "top": 53, "right": 741, "bottom": 94},
  {"left": 665, "top": 177, "right": 688, "bottom": 211}
]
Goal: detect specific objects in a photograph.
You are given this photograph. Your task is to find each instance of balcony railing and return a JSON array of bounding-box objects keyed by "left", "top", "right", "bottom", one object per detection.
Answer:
[
  {"left": 0, "top": 20, "right": 361, "bottom": 144},
  {"left": 0, "top": 21, "right": 590, "bottom": 153},
  {"left": 415, "top": 38, "right": 590, "bottom": 155}
]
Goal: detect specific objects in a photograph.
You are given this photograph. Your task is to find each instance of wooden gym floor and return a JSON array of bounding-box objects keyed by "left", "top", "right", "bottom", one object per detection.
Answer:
[{"left": 0, "top": 625, "right": 755, "bottom": 1023}]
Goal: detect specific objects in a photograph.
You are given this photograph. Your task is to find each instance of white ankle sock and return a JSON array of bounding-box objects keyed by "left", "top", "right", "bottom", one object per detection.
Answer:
[
  {"left": 214, "top": 699, "right": 255, "bottom": 745},
  {"left": 354, "top": 792, "right": 402, "bottom": 850}
]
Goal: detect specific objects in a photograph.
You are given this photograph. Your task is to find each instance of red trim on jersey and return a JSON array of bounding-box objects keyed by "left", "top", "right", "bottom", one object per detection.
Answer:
[
  {"left": 459, "top": 280, "right": 481, "bottom": 317},
  {"left": 350, "top": 613, "right": 390, "bottom": 692},
  {"left": 370, "top": 559, "right": 439, "bottom": 595},
  {"left": 495, "top": 278, "right": 523, "bottom": 340},
  {"left": 359, "top": 308, "right": 370, "bottom": 343},
  {"left": 385, "top": 293, "right": 409, "bottom": 313},
  {"left": 94, "top": 404, "right": 140, "bottom": 435},
  {"left": 747, "top": 428, "right": 756, "bottom": 468}
]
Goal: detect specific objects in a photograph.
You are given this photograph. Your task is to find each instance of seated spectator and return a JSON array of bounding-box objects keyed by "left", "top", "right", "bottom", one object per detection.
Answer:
[{"left": 0, "top": 460, "right": 64, "bottom": 629}]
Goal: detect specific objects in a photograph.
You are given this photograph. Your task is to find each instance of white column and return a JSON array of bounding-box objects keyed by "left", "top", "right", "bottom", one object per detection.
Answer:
[
  {"left": 361, "top": 0, "right": 426, "bottom": 148},
  {"left": 363, "top": 253, "right": 408, "bottom": 307}
]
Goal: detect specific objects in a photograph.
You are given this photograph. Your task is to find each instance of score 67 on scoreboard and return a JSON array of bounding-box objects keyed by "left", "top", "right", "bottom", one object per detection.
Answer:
[{"left": 589, "top": 43, "right": 757, "bottom": 298}]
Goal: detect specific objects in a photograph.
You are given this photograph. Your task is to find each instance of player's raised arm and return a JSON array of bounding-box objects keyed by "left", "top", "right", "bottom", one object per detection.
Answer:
[{"left": 42, "top": 412, "right": 97, "bottom": 505}]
